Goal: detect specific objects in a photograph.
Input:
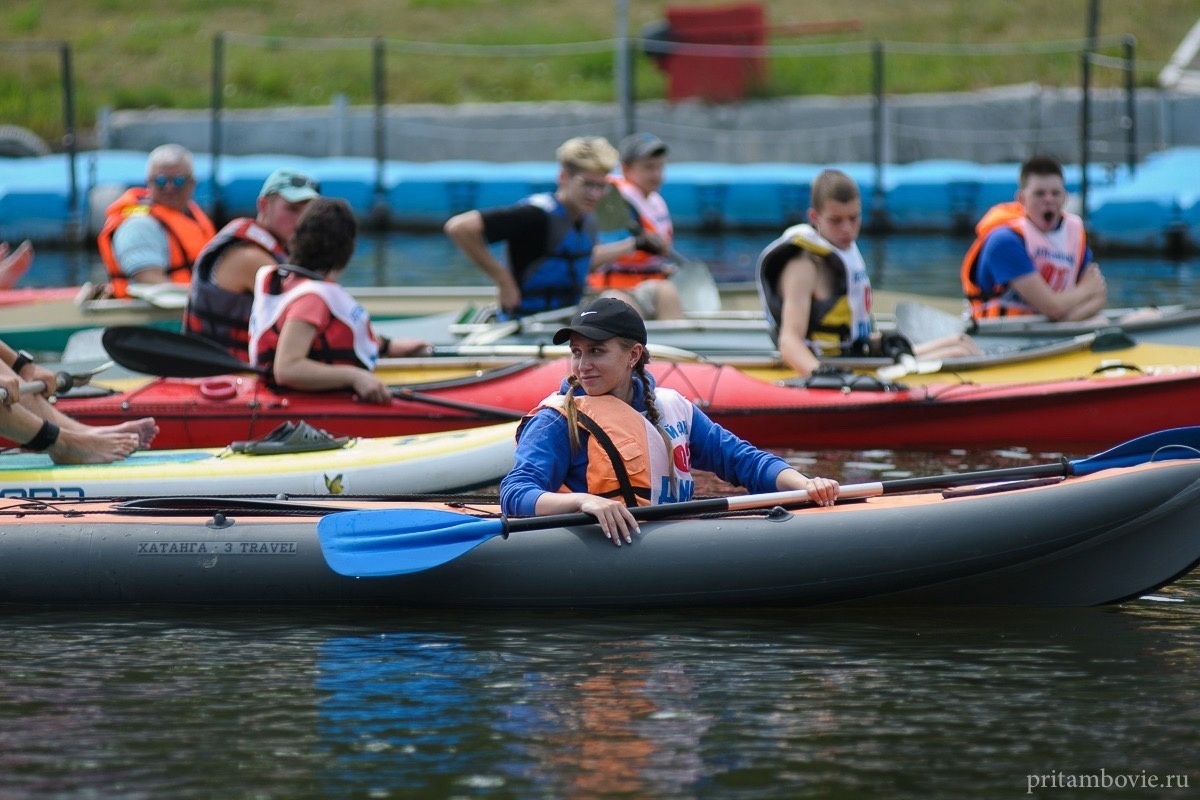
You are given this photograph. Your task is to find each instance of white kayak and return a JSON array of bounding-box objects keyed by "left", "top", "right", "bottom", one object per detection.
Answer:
[{"left": 0, "top": 421, "right": 517, "bottom": 500}]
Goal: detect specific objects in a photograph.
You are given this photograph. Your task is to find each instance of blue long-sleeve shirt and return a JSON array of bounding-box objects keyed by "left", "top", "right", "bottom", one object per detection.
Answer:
[{"left": 499, "top": 376, "right": 792, "bottom": 516}]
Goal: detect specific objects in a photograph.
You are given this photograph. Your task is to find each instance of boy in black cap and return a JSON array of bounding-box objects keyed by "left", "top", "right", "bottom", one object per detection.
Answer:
[{"left": 590, "top": 133, "right": 685, "bottom": 320}]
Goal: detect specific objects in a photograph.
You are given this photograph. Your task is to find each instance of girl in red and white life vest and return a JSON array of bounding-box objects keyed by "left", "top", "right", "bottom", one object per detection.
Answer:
[
  {"left": 500, "top": 297, "right": 840, "bottom": 547},
  {"left": 248, "top": 197, "right": 431, "bottom": 404}
]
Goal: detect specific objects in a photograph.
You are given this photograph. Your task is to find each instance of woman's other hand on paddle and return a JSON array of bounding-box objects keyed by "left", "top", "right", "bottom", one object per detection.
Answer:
[
  {"left": 777, "top": 468, "right": 839, "bottom": 506},
  {"left": 803, "top": 476, "right": 840, "bottom": 507}
]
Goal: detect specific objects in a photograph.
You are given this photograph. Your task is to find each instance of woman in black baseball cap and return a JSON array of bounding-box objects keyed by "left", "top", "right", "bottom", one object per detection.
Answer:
[{"left": 500, "top": 298, "right": 839, "bottom": 547}]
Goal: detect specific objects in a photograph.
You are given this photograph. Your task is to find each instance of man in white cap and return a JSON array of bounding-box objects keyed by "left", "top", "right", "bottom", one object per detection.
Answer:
[{"left": 183, "top": 168, "right": 320, "bottom": 360}]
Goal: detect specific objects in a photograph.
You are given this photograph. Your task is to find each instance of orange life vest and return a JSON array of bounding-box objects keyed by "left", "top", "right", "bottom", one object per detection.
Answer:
[
  {"left": 97, "top": 187, "right": 216, "bottom": 299},
  {"left": 960, "top": 201, "right": 1088, "bottom": 320},
  {"left": 541, "top": 393, "right": 657, "bottom": 507},
  {"left": 588, "top": 176, "right": 673, "bottom": 292}
]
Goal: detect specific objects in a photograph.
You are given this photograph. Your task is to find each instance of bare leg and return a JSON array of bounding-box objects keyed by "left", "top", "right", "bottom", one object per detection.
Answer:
[
  {"left": 19, "top": 394, "right": 159, "bottom": 451},
  {"left": 387, "top": 338, "right": 436, "bottom": 357},
  {"left": 914, "top": 333, "right": 982, "bottom": 359},
  {"left": 1117, "top": 307, "right": 1165, "bottom": 324},
  {"left": 651, "top": 281, "right": 684, "bottom": 320},
  {"left": 0, "top": 400, "right": 138, "bottom": 465}
]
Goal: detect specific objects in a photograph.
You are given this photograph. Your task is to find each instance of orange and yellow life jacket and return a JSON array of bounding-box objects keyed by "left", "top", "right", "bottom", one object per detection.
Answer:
[
  {"left": 97, "top": 187, "right": 215, "bottom": 299},
  {"left": 960, "top": 201, "right": 1088, "bottom": 320}
]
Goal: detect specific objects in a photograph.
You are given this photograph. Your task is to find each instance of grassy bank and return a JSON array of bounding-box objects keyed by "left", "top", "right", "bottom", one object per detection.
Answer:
[{"left": 2, "top": 0, "right": 1196, "bottom": 146}]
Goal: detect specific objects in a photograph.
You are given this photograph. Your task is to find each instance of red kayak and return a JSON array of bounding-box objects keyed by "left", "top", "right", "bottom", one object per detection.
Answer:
[
  {"left": 0, "top": 285, "right": 79, "bottom": 307},
  {"left": 50, "top": 357, "right": 1200, "bottom": 451}
]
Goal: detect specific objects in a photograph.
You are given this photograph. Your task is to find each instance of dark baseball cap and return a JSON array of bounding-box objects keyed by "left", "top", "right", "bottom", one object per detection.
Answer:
[
  {"left": 618, "top": 132, "right": 668, "bottom": 164},
  {"left": 553, "top": 297, "right": 647, "bottom": 345}
]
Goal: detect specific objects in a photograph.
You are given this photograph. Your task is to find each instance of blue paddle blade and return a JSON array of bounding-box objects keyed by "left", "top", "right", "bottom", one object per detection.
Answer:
[
  {"left": 1069, "top": 426, "right": 1200, "bottom": 476},
  {"left": 317, "top": 508, "right": 507, "bottom": 577}
]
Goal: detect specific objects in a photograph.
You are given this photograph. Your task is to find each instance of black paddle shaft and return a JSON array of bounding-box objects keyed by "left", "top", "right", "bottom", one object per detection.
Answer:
[{"left": 500, "top": 460, "right": 1073, "bottom": 535}]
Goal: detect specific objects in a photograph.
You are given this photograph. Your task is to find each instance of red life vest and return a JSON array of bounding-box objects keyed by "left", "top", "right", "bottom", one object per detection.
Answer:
[{"left": 183, "top": 218, "right": 289, "bottom": 361}]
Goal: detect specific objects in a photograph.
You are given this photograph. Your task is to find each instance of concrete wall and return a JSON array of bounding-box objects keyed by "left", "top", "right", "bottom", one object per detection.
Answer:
[{"left": 100, "top": 83, "right": 1200, "bottom": 166}]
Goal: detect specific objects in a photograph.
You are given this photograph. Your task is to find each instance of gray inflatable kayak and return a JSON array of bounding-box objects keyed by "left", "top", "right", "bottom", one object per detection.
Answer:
[{"left": 1, "top": 457, "right": 1198, "bottom": 608}]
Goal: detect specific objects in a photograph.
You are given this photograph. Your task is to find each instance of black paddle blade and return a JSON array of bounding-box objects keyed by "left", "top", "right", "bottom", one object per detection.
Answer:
[{"left": 102, "top": 326, "right": 262, "bottom": 378}]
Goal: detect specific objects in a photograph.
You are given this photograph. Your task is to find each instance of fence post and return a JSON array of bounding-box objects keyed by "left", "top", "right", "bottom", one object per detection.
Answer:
[
  {"left": 210, "top": 33, "right": 225, "bottom": 223},
  {"left": 1123, "top": 34, "right": 1137, "bottom": 176},
  {"left": 1080, "top": 49, "right": 1091, "bottom": 226},
  {"left": 1079, "top": 0, "right": 1099, "bottom": 225},
  {"left": 614, "top": 0, "right": 635, "bottom": 138},
  {"left": 371, "top": 36, "right": 389, "bottom": 227},
  {"left": 58, "top": 42, "right": 80, "bottom": 243},
  {"left": 869, "top": 40, "right": 890, "bottom": 233}
]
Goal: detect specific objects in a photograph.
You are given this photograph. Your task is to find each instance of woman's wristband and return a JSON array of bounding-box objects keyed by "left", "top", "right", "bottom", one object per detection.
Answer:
[{"left": 22, "top": 419, "right": 60, "bottom": 452}]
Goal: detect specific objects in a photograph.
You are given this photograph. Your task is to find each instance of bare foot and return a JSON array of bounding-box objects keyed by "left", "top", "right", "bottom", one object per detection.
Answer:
[
  {"left": 48, "top": 428, "right": 140, "bottom": 465},
  {"left": 0, "top": 240, "right": 34, "bottom": 290},
  {"left": 100, "top": 418, "right": 159, "bottom": 449}
]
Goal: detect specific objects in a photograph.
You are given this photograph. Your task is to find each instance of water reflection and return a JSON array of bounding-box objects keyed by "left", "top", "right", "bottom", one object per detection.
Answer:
[
  {"left": 303, "top": 596, "right": 1197, "bottom": 798},
  {"left": 0, "top": 595, "right": 1196, "bottom": 799}
]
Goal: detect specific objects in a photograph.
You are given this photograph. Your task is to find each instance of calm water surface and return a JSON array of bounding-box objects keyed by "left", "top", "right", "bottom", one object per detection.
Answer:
[
  {"left": 1, "top": 588, "right": 1197, "bottom": 799},
  {"left": 8, "top": 235, "right": 1200, "bottom": 797}
]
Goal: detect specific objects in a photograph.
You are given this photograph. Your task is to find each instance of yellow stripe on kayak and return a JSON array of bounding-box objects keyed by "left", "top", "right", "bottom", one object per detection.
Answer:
[
  {"left": 0, "top": 423, "right": 517, "bottom": 483},
  {"left": 741, "top": 342, "right": 1200, "bottom": 386}
]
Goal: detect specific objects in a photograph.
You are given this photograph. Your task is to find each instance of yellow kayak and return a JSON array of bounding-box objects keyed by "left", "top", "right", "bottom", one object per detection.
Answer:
[{"left": 737, "top": 339, "right": 1200, "bottom": 387}]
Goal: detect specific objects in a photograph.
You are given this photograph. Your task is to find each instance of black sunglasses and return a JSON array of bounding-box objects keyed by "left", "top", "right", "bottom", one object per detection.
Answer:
[{"left": 282, "top": 174, "right": 320, "bottom": 192}]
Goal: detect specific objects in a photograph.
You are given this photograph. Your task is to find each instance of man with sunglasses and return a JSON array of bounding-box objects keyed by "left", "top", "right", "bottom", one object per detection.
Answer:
[
  {"left": 97, "top": 143, "right": 215, "bottom": 299},
  {"left": 183, "top": 168, "right": 320, "bottom": 360},
  {"left": 444, "top": 136, "right": 662, "bottom": 320}
]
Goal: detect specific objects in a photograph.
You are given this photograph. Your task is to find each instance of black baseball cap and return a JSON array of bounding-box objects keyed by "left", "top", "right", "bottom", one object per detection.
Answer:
[
  {"left": 618, "top": 132, "right": 668, "bottom": 164},
  {"left": 553, "top": 297, "right": 647, "bottom": 345}
]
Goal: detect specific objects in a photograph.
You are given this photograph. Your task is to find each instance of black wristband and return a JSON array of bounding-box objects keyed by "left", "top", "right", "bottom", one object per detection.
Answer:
[
  {"left": 22, "top": 419, "right": 60, "bottom": 452},
  {"left": 378, "top": 335, "right": 392, "bottom": 355},
  {"left": 10, "top": 350, "right": 33, "bottom": 375}
]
